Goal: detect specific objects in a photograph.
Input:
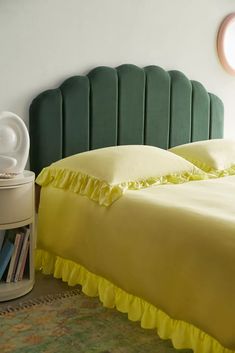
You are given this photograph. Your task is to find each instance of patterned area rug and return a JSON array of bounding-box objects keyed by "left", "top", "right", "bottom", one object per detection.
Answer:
[{"left": 0, "top": 289, "right": 192, "bottom": 353}]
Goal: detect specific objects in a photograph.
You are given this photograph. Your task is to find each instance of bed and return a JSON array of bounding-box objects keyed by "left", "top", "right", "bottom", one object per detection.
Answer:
[{"left": 29, "top": 64, "right": 235, "bottom": 353}]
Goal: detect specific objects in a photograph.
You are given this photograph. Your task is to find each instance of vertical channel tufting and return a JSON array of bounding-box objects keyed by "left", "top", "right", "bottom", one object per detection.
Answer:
[
  {"left": 169, "top": 71, "right": 192, "bottom": 148},
  {"left": 60, "top": 76, "right": 90, "bottom": 157},
  {"left": 117, "top": 64, "right": 145, "bottom": 145},
  {"left": 29, "top": 89, "right": 63, "bottom": 176},
  {"left": 191, "top": 81, "right": 210, "bottom": 141},
  {"left": 88, "top": 67, "right": 118, "bottom": 149},
  {"left": 29, "top": 65, "right": 224, "bottom": 174},
  {"left": 209, "top": 93, "right": 224, "bottom": 138},
  {"left": 144, "top": 66, "right": 170, "bottom": 149}
]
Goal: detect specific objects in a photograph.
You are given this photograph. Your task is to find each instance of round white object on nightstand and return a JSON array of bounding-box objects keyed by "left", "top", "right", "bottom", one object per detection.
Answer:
[{"left": 0, "top": 111, "right": 29, "bottom": 175}]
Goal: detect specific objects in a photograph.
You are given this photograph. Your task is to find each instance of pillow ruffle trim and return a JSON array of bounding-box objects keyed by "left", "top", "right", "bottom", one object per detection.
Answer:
[
  {"left": 173, "top": 156, "right": 235, "bottom": 177},
  {"left": 36, "top": 167, "right": 123, "bottom": 207},
  {"left": 35, "top": 248, "right": 234, "bottom": 353},
  {"left": 36, "top": 167, "right": 207, "bottom": 207}
]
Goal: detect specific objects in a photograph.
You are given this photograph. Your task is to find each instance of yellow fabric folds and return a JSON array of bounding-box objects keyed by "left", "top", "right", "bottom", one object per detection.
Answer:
[
  {"left": 36, "top": 167, "right": 124, "bottom": 207},
  {"left": 35, "top": 249, "right": 234, "bottom": 353},
  {"left": 172, "top": 158, "right": 235, "bottom": 178},
  {"left": 170, "top": 139, "right": 235, "bottom": 173},
  {"left": 36, "top": 166, "right": 207, "bottom": 207},
  {"left": 36, "top": 145, "right": 207, "bottom": 206},
  {"left": 37, "top": 176, "right": 235, "bottom": 351}
]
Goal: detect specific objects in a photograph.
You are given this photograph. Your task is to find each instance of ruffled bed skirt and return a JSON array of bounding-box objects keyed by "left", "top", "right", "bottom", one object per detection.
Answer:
[{"left": 35, "top": 248, "right": 234, "bottom": 353}]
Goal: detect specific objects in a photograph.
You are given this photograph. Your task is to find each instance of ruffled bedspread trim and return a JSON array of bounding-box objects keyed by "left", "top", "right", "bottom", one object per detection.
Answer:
[
  {"left": 36, "top": 167, "right": 207, "bottom": 207},
  {"left": 35, "top": 248, "right": 234, "bottom": 353}
]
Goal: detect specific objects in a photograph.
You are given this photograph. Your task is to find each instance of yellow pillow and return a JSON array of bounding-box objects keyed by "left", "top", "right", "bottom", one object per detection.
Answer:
[
  {"left": 36, "top": 145, "right": 205, "bottom": 207},
  {"left": 170, "top": 139, "right": 235, "bottom": 174}
]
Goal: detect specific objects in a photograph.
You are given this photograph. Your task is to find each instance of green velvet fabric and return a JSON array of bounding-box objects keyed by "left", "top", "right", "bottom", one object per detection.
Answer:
[
  {"left": 60, "top": 76, "right": 90, "bottom": 157},
  {"left": 144, "top": 66, "right": 170, "bottom": 149},
  {"left": 169, "top": 70, "right": 192, "bottom": 148},
  {"left": 29, "top": 89, "right": 63, "bottom": 176},
  {"left": 117, "top": 65, "right": 145, "bottom": 145},
  {"left": 88, "top": 67, "right": 118, "bottom": 149},
  {"left": 209, "top": 93, "right": 224, "bottom": 138},
  {"left": 191, "top": 81, "right": 210, "bottom": 141},
  {"left": 29, "top": 64, "right": 224, "bottom": 175}
]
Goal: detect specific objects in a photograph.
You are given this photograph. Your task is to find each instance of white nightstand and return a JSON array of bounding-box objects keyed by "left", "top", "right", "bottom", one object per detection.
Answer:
[{"left": 0, "top": 171, "right": 35, "bottom": 301}]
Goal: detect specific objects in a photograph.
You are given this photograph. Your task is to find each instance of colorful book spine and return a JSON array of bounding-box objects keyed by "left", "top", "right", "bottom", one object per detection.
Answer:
[
  {"left": 14, "top": 228, "right": 30, "bottom": 282},
  {"left": 0, "top": 239, "right": 14, "bottom": 281},
  {"left": 11, "top": 233, "right": 24, "bottom": 282},
  {"left": 6, "top": 233, "right": 22, "bottom": 283}
]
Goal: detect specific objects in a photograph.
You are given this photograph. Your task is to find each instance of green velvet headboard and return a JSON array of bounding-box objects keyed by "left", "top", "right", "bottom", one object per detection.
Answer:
[{"left": 29, "top": 64, "right": 224, "bottom": 175}]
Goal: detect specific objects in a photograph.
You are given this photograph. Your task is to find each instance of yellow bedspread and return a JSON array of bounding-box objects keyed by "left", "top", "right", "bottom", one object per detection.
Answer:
[{"left": 36, "top": 175, "right": 235, "bottom": 353}]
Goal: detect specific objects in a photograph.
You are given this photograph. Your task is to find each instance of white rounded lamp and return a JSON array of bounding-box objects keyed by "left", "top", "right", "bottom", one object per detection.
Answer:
[{"left": 0, "top": 111, "right": 29, "bottom": 177}]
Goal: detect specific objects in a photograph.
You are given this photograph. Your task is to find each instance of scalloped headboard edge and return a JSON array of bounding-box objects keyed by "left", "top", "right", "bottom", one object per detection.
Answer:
[{"left": 29, "top": 64, "right": 224, "bottom": 175}]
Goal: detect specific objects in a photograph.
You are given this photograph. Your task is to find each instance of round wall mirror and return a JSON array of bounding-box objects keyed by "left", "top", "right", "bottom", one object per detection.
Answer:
[{"left": 217, "top": 13, "right": 235, "bottom": 75}]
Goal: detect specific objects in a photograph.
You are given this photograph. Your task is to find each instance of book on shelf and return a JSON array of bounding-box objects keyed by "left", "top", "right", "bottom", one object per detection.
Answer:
[
  {"left": 0, "top": 226, "right": 31, "bottom": 283},
  {"left": 0, "top": 239, "right": 14, "bottom": 281},
  {"left": 0, "top": 230, "right": 6, "bottom": 252},
  {"left": 14, "top": 227, "right": 30, "bottom": 282},
  {"left": 8, "top": 231, "right": 24, "bottom": 282},
  {"left": 18, "top": 240, "right": 30, "bottom": 281},
  {"left": 0, "top": 228, "right": 20, "bottom": 282},
  {"left": 6, "top": 232, "right": 23, "bottom": 283}
]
